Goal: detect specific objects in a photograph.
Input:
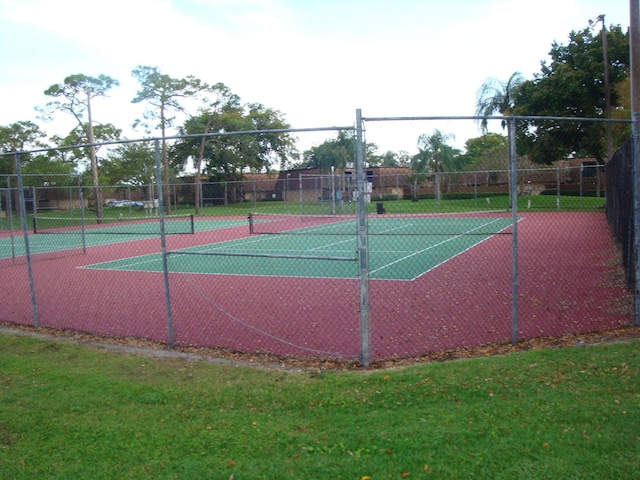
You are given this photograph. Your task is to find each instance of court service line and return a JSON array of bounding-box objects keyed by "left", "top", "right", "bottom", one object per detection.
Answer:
[{"left": 369, "top": 218, "right": 510, "bottom": 276}]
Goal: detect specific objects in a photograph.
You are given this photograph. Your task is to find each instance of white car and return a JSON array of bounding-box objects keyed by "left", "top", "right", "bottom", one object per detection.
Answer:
[{"left": 105, "top": 200, "right": 144, "bottom": 208}]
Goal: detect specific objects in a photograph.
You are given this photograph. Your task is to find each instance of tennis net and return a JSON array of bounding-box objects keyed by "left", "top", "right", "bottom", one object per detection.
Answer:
[
  {"left": 248, "top": 212, "right": 515, "bottom": 236},
  {"left": 248, "top": 213, "right": 357, "bottom": 235},
  {"left": 33, "top": 214, "right": 195, "bottom": 235}
]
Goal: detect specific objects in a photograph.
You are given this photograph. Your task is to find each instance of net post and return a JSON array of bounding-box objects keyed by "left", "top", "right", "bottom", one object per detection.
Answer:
[{"left": 189, "top": 213, "right": 195, "bottom": 234}]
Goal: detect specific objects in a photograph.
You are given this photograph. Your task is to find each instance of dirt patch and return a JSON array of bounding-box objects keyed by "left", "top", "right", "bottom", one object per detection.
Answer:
[{"left": 2, "top": 321, "right": 638, "bottom": 371}]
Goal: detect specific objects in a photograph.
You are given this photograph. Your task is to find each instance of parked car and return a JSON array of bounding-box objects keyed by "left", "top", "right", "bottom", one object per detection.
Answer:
[{"left": 104, "top": 200, "right": 144, "bottom": 208}]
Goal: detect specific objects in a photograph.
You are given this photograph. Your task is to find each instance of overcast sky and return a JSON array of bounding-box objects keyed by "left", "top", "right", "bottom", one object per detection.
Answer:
[{"left": 0, "top": 0, "right": 633, "bottom": 156}]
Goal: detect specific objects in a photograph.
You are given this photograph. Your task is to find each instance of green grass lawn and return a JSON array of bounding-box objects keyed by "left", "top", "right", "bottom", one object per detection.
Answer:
[
  {"left": 1, "top": 332, "right": 638, "bottom": 479},
  {"left": 0, "top": 195, "right": 605, "bottom": 233},
  {"left": 202, "top": 194, "right": 605, "bottom": 217}
]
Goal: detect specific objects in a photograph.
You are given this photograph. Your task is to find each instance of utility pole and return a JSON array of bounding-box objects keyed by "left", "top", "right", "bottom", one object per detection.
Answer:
[{"left": 590, "top": 14, "right": 612, "bottom": 159}]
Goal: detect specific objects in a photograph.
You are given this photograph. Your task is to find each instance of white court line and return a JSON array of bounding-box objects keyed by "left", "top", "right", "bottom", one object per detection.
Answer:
[
  {"left": 369, "top": 218, "right": 512, "bottom": 277},
  {"left": 83, "top": 217, "right": 517, "bottom": 280}
]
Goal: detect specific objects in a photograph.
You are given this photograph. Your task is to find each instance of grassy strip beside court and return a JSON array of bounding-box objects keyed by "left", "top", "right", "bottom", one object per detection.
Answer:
[
  {"left": 0, "top": 195, "right": 605, "bottom": 233},
  {"left": 0, "top": 332, "right": 638, "bottom": 479}
]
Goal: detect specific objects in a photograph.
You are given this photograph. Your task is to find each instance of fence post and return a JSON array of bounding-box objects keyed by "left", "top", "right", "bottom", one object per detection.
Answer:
[
  {"left": 299, "top": 176, "right": 303, "bottom": 215},
  {"left": 78, "top": 177, "right": 87, "bottom": 255},
  {"left": 556, "top": 165, "right": 561, "bottom": 211},
  {"left": 508, "top": 118, "right": 519, "bottom": 344},
  {"left": 224, "top": 181, "right": 229, "bottom": 214},
  {"left": 633, "top": 112, "right": 640, "bottom": 326},
  {"left": 155, "top": 139, "right": 175, "bottom": 346},
  {"left": 356, "top": 109, "right": 370, "bottom": 366},
  {"left": 14, "top": 153, "right": 39, "bottom": 328},
  {"left": 6, "top": 177, "right": 17, "bottom": 264}
]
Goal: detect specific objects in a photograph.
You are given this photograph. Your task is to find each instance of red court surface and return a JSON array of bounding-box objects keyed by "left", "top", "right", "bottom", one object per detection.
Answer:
[{"left": 0, "top": 212, "right": 633, "bottom": 362}]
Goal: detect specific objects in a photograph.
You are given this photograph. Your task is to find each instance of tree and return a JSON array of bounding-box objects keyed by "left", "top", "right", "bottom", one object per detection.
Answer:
[
  {"left": 173, "top": 83, "right": 247, "bottom": 211},
  {"left": 101, "top": 142, "right": 156, "bottom": 199},
  {"left": 172, "top": 89, "right": 296, "bottom": 211},
  {"left": 0, "top": 121, "right": 74, "bottom": 214},
  {"left": 41, "top": 74, "right": 119, "bottom": 220},
  {"left": 513, "top": 25, "right": 629, "bottom": 164},
  {"left": 301, "top": 131, "right": 355, "bottom": 172},
  {"left": 460, "top": 134, "right": 508, "bottom": 171},
  {"left": 299, "top": 132, "right": 378, "bottom": 171},
  {"left": 0, "top": 121, "right": 48, "bottom": 175},
  {"left": 475, "top": 72, "right": 525, "bottom": 133},
  {"left": 411, "top": 130, "right": 459, "bottom": 204},
  {"left": 459, "top": 134, "right": 510, "bottom": 186},
  {"left": 245, "top": 103, "right": 296, "bottom": 172},
  {"left": 178, "top": 111, "right": 258, "bottom": 208},
  {"left": 21, "top": 153, "right": 76, "bottom": 211},
  {"left": 377, "top": 150, "right": 412, "bottom": 168},
  {"left": 131, "top": 66, "right": 210, "bottom": 214},
  {"left": 173, "top": 91, "right": 246, "bottom": 211},
  {"left": 53, "top": 123, "right": 122, "bottom": 169}
]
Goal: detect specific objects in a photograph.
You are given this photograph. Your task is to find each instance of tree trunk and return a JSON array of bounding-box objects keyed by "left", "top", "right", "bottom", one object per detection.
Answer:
[
  {"left": 161, "top": 105, "right": 171, "bottom": 215},
  {"left": 86, "top": 95, "right": 103, "bottom": 222},
  {"left": 194, "top": 119, "right": 214, "bottom": 214}
]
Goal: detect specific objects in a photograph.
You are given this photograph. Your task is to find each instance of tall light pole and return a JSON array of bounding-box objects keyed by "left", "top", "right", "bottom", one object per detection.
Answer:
[{"left": 590, "top": 14, "right": 612, "bottom": 160}]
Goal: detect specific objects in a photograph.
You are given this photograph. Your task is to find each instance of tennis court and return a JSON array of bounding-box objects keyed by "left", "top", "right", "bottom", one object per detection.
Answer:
[
  {"left": 82, "top": 214, "right": 516, "bottom": 280},
  {"left": 0, "top": 216, "right": 248, "bottom": 259}
]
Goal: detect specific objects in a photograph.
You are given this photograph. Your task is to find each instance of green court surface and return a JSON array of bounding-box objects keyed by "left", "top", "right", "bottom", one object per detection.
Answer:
[
  {"left": 83, "top": 216, "right": 514, "bottom": 281},
  {"left": 0, "top": 218, "right": 248, "bottom": 259}
]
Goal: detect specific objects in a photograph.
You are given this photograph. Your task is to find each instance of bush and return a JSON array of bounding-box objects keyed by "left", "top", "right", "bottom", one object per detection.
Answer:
[
  {"left": 540, "top": 189, "right": 604, "bottom": 197},
  {"left": 371, "top": 194, "right": 399, "bottom": 201}
]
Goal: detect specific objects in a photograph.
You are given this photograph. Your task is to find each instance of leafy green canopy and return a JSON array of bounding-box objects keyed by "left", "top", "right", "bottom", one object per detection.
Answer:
[
  {"left": 0, "top": 121, "right": 47, "bottom": 175},
  {"left": 513, "top": 25, "right": 629, "bottom": 164},
  {"left": 172, "top": 101, "right": 295, "bottom": 181}
]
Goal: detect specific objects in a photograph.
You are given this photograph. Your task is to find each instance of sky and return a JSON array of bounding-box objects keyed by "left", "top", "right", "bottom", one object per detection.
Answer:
[{"left": 0, "top": 0, "right": 633, "bottom": 158}]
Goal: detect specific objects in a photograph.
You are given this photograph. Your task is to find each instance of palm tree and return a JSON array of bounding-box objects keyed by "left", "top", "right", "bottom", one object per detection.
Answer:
[
  {"left": 475, "top": 72, "right": 524, "bottom": 134},
  {"left": 411, "top": 130, "right": 458, "bottom": 205}
]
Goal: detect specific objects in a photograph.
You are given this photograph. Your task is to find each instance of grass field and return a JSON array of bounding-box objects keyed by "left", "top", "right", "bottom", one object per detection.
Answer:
[
  {"left": 208, "top": 194, "right": 605, "bottom": 216},
  {"left": 0, "top": 195, "right": 605, "bottom": 232},
  {"left": 1, "top": 331, "right": 638, "bottom": 479}
]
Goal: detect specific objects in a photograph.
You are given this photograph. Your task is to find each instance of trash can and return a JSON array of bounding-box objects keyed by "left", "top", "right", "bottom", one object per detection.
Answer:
[{"left": 376, "top": 202, "right": 384, "bottom": 214}]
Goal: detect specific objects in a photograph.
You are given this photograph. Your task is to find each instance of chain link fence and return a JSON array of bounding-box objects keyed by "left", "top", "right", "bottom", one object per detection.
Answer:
[
  {"left": 605, "top": 137, "right": 635, "bottom": 287},
  {"left": 0, "top": 114, "right": 636, "bottom": 365}
]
